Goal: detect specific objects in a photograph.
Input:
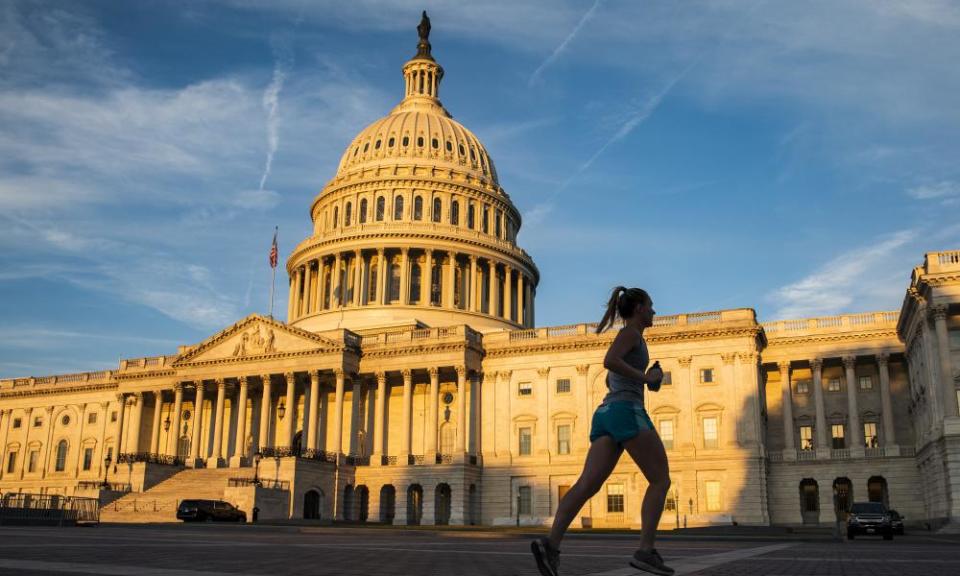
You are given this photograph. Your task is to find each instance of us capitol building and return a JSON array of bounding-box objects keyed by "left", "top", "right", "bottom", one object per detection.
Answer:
[{"left": 1, "top": 16, "right": 958, "bottom": 530}]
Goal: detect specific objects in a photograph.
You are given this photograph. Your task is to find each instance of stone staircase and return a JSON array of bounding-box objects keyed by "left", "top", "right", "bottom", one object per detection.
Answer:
[{"left": 100, "top": 467, "right": 250, "bottom": 523}]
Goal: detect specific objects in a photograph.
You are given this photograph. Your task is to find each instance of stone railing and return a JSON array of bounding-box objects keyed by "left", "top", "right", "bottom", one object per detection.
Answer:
[
  {"left": 360, "top": 325, "right": 482, "bottom": 348},
  {"left": 924, "top": 249, "right": 960, "bottom": 273},
  {"left": 762, "top": 311, "right": 899, "bottom": 336},
  {"left": 0, "top": 370, "right": 114, "bottom": 391},
  {"left": 116, "top": 453, "right": 183, "bottom": 467},
  {"left": 118, "top": 356, "right": 172, "bottom": 372},
  {"left": 488, "top": 309, "right": 752, "bottom": 345},
  {"left": 228, "top": 477, "right": 289, "bottom": 491}
]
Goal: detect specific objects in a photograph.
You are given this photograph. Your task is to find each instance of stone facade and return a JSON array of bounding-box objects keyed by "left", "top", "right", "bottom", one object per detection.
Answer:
[{"left": 0, "top": 20, "right": 958, "bottom": 530}]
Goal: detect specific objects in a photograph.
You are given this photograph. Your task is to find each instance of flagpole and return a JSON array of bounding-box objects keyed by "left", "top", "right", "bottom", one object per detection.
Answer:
[{"left": 269, "top": 226, "right": 278, "bottom": 318}]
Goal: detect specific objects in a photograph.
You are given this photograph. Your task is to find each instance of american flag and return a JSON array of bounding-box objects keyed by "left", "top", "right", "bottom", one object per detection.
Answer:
[{"left": 269, "top": 228, "right": 278, "bottom": 269}]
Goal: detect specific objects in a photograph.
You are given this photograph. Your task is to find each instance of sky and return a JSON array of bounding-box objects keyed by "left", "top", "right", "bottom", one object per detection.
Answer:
[{"left": 1, "top": 0, "right": 958, "bottom": 378}]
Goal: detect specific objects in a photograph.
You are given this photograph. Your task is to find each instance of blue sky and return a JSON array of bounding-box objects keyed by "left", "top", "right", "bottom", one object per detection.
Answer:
[{"left": 1, "top": 0, "right": 958, "bottom": 378}]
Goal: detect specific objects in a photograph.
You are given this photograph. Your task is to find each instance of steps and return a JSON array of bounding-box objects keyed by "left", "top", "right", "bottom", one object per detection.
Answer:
[{"left": 100, "top": 468, "right": 250, "bottom": 523}]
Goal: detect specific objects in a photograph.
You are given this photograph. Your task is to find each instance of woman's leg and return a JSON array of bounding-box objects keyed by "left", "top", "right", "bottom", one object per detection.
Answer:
[
  {"left": 622, "top": 430, "right": 671, "bottom": 551},
  {"left": 548, "top": 435, "right": 622, "bottom": 548}
]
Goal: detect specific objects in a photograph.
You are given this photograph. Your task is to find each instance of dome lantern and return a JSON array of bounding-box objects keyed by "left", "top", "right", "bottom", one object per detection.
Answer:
[{"left": 401, "top": 11, "right": 444, "bottom": 107}]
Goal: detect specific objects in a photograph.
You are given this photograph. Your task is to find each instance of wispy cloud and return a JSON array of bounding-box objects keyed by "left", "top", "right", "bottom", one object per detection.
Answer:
[
  {"left": 528, "top": 0, "right": 604, "bottom": 86},
  {"left": 907, "top": 180, "right": 960, "bottom": 201},
  {"left": 258, "top": 51, "right": 289, "bottom": 191},
  {"left": 767, "top": 230, "right": 917, "bottom": 319}
]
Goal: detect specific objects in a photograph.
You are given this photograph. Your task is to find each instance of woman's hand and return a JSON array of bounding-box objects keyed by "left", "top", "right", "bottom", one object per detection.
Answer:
[{"left": 645, "top": 364, "right": 663, "bottom": 391}]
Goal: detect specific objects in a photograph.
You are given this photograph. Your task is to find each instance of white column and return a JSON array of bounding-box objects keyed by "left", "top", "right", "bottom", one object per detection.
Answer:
[
  {"left": 282, "top": 372, "right": 296, "bottom": 448},
  {"left": 97, "top": 402, "right": 109, "bottom": 474},
  {"left": 113, "top": 394, "right": 126, "bottom": 459},
  {"left": 41, "top": 407, "right": 55, "bottom": 478},
  {"left": 150, "top": 390, "right": 163, "bottom": 455},
  {"left": 678, "top": 357, "right": 694, "bottom": 450},
  {"left": 332, "top": 253, "right": 342, "bottom": 307},
  {"left": 469, "top": 255, "right": 478, "bottom": 312},
  {"left": 471, "top": 371, "right": 482, "bottom": 457},
  {"left": 843, "top": 356, "right": 863, "bottom": 451},
  {"left": 426, "top": 368, "right": 439, "bottom": 456},
  {"left": 517, "top": 274, "right": 525, "bottom": 326},
  {"left": 168, "top": 384, "right": 183, "bottom": 457},
  {"left": 373, "top": 371, "right": 387, "bottom": 461},
  {"left": 810, "top": 359, "right": 829, "bottom": 450},
  {"left": 504, "top": 265, "right": 514, "bottom": 322},
  {"left": 536, "top": 367, "right": 550, "bottom": 456},
  {"left": 455, "top": 367, "right": 467, "bottom": 456},
  {"left": 400, "top": 248, "right": 410, "bottom": 304},
  {"left": 0, "top": 411, "right": 10, "bottom": 479},
  {"left": 350, "top": 378, "right": 363, "bottom": 455},
  {"left": 721, "top": 354, "right": 737, "bottom": 447},
  {"left": 932, "top": 305, "right": 958, "bottom": 418},
  {"left": 189, "top": 382, "right": 204, "bottom": 460},
  {"left": 422, "top": 250, "right": 432, "bottom": 305},
  {"left": 444, "top": 252, "right": 455, "bottom": 307},
  {"left": 233, "top": 376, "right": 249, "bottom": 461},
  {"left": 779, "top": 361, "right": 795, "bottom": 452},
  {"left": 211, "top": 379, "right": 227, "bottom": 464},
  {"left": 376, "top": 249, "right": 387, "bottom": 305},
  {"left": 287, "top": 275, "right": 296, "bottom": 320},
  {"left": 878, "top": 353, "right": 896, "bottom": 446},
  {"left": 258, "top": 375, "right": 273, "bottom": 450},
  {"left": 354, "top": 250, "right": 363, "bottom": 306},
  {"left": 333, "top": 370, "right": 345, "bottom": 455},
  {"left": 128, "top": 392, "right": 144, "bottom": 453},
  {"left": 488, "top": 260, "right": 498, "bottom": 316},
  {"left": 307, "top": 371, "right": 321, "bottom": 451},
  {"left": 400, "top": 369, "right": 413, "bottom": 459}
]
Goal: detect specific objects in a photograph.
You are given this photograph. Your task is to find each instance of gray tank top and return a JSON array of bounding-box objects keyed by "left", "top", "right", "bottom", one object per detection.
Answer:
[{"left": 601, "top": 328, "right": 649, "bottom": 407}]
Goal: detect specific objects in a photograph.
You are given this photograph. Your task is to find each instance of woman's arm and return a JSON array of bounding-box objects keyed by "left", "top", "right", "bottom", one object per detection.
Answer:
[{"left": 603, "top": 328, "right": 648, "bottom": 383}]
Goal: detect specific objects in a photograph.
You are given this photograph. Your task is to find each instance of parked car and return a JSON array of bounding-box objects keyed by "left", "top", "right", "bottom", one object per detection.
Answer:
[
  {"left": 176, "top": 499, "right": 247, "bottom": 523},
  {"left": 888, "top": 509, "right": 905, "bottom": 535},
  {"left": 847, "top": 501, "right": 893, "bottom": 540}
]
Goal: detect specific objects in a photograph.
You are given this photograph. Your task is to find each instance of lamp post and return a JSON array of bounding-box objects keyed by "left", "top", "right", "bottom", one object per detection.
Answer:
[
  {"left": 674, "top": 487, "right": 680, "bottom": 530},
  {"left": 101, "top": 454, "right": 112, "bottom": 490},
  {"left": 252, "top": 452, "right": 262, "bottom": 486},
  {"left": 278, "top": 401, "right": 286, "bottom": 421}
]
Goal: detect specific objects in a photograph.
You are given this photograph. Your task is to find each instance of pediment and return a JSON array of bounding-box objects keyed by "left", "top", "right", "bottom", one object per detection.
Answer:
[{"left": 173, "top": 314, "right": 339, "bottom": 365}]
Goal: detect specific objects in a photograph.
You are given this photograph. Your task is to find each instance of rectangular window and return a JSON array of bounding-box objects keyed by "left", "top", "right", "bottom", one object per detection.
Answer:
[
  {"left": 661, "top": 371, "right": 672, "bottom": 386},
  {"left": 664, "top": 492, "right": 677, "bottom": 511},
  {"left": 831, "top": 424, "right": 845, "bottom": 449},
  {"left": 82, "top": 448, "right": 94, "bottom": 471},
  {"left": 700, "top": 368, "right": 714, "bottom": 384},
  {"left": 828, "top": 378, "right": 841, "bottom": 392},
  {"left": 33, "top": 417, "right": 42, "bottom": 428},
  {"left": 5, "top": 451, "right": 16, "bottom": 474},
  {"left": 11, "top": 418, "right": 21, "bottom": 429},
  {"left": 796, "top": 379, "right": 810, "bottom": 394},
  {"left": 606, "top": 483, "right": 625, "bottom": 513},
  {"left": 518, "top": 382, "right": 533, "bottom": 397},
  {"left": 518, "top": 486, "right": 532, "bottom": 515},
  {"left": 659, "top": 419, "right": 675, "bottom": 450},
  {"left": 557, "top": 425, "right": 571, "bottom": 455},
  {"left": 859, "top": 376, "right": 873, "bottom": 391},
  {"left": 702, "top": 417, "right": 718, "bottom": 449},
  {"left": 863, "top": 422, "right": 878, "bottom": 448},
  {"left": 799, "top": 426, "right": 814, "bottom": 450},
  {"left": 555, "top": 379, "right": 571, "bottom": 394},
  {"left": 519, "top": 427, "right": 532, "bottom": 456},
  {"left": 705, "top": 481, "right": 722, "bottom": 512},
  {"left": 111, "top": 411, "right": 118, "bottom": 423},
  {"left": 28, "top": 450, "right": 39, "bottom": 473},
  {"left": 87, "top": 413, "right": 97, "bottom": 424}
]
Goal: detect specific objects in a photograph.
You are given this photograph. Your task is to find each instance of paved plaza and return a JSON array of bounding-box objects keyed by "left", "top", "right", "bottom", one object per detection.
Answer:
[{"left": 0, "top": 525, "right": 958, "bottom": 576}]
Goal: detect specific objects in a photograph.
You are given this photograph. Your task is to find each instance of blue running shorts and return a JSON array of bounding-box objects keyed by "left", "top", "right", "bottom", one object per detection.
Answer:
[{"left": 589, "top": 401, "right": 655, "bottom": 444}]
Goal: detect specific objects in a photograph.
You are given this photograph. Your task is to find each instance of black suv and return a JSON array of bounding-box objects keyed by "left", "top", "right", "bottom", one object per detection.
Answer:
[
  {"left": 888, "top": 509, "right": 905, "bottom": 535},
  {"left": 177, "top": 499, "right": 247, "bottom": 523},
  {"left": 847, "top": 502, "right": 893, "bottom": 540}
]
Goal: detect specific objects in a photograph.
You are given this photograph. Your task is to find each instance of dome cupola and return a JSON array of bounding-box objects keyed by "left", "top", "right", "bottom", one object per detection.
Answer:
[{"left": 286, "top": 12, "right": 538, "bottom": 332}]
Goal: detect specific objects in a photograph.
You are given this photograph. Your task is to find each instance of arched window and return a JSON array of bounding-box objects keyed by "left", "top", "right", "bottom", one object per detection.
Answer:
[
  {"left": 55, "top": 440, "right": 68, "bottom": 472},
  {"left": 410, "top": 263, "right": 421, "bottom": 304},
  {"left": 359, "top": 199, "right": 368, "bottom": 224},
  {"left": 375, "top": 139, "right": 381, "bottom": 150},
  {"left": 413, "top": 196, "right": 423, "bottom": 220},
  {"left": 363, "top": 142, "right": 369, "bottom": 152},
  {"left": 482, "top": 206, "right": 490, "bottom": 234},
  {"left": 445, "top": 140, "right": 452, "bottom": 152},
  {"left": 417, "top": 136, "right": 424, "bottom": 147},
  {"left": 432, "top": 198, "right": 442, "bottom": 223},
  {"left": 402, "top": 135, "right": 410, "bottom": 147},
  {"left": 333, "top": 206, "right": 339, "bottom": 228},
  {"left": 467, "top": 205, "right": 475, "bottom": 229},
  {"left": 376, "top": 197, "right": 385, "bottom": 221},
  {"left": 450, "top": 200, "right": 460, "bottom": 225},
  {"left": 345, "top": 202, "right": 352, "bottom": 226},
  {"left": 458, "top": 143, "right": 465, "bottom": 156},
  {"left": 393, "top": 196, "right": 404, "bottom": 220},
  {"left": 495, "top": 209, "right": 503, "bottom": 238},
  {"left": 431, "top": 138, "right": 439, "bottom": 149}
]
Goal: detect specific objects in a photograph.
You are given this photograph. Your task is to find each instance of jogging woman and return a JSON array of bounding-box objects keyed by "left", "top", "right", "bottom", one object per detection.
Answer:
[{"left": 532, "top": 287, "right": 673, "bottom": 576}]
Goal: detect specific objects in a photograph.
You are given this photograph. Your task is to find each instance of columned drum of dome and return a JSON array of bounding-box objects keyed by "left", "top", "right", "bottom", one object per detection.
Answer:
[{"left": 287, "top": 16, "right": 539, "bottom": 332}]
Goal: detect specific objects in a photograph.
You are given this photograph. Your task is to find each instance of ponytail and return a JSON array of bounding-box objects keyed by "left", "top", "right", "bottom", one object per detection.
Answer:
[{"left": 595, "top": 286, "right": 651, "bottom": 334}]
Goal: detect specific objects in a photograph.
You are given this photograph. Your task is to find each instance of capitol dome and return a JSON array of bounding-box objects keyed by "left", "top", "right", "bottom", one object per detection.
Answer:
[{"left": 286, "top": 14, "right": 538, "bottom": 333}]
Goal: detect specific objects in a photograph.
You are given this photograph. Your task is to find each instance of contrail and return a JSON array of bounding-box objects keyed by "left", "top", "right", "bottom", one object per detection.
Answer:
[
  {"left": 529, "top": 0, "right": 605, "bottom": 86},
  {"left": 258, "top": 61, "right": 286, "bottom": 191}
]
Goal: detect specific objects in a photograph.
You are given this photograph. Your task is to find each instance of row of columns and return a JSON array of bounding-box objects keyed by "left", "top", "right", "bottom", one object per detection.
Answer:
[
  {"left": 778, "top": 354, "right": 896, "bottom": 452},
  {"left": 110, "top": 366, "right": 481, "bottom": 467},
  {"left": 288, "top": 248, "right": 534, "bottom": 326}
]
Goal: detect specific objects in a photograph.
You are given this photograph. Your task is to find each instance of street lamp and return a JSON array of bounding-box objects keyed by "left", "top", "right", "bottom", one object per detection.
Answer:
[
  {"left": 101, "top": 454, "right": 112, "bottom": 489},
  {"left": 277, "top": 400, "right": 286, "bottom": 420},
  {"left": 252, "top": 452, "right": 262, "bottom": 486},
  {"left": 163, "top": 415, "right": 171, "bottom": 432}
]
